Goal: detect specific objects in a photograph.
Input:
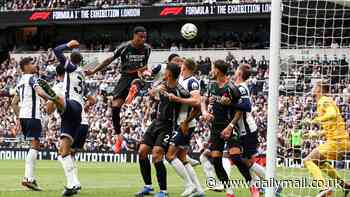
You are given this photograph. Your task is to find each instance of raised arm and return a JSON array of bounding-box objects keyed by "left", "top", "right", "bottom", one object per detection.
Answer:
[
  {"left": 53, "top": 40, "right": 80, "bottom": 72},
  {"left": 53, "top": 44, "right": 69, "bottom": 66},
  {"left": 87, "top": 43, "right": 125, "bottom": 75},
  {"left": 88, "top": 56, "right": 115, "bottom": 75}
]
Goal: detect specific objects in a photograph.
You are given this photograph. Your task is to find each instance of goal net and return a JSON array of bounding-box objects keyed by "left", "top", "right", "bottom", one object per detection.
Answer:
[{"left": 272, "top": 0, "right": 350, "bottom": 196}]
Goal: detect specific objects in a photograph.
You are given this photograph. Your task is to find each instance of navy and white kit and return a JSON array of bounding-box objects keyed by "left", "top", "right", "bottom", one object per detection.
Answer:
[
  {"left": 53, "top": 44, "right": 85, "bottom": 143},
  {"left": 52, "top": 79, "right": 89, "bottom": 149},
  {"left": 16, "top": 74, "right": 42, "bottom": 140},
  {"left": 170, "top": 75, "right": 200, "bottom": 148},
  {"left": 229, "top": 82, "right": 258, "bottom": 159}
]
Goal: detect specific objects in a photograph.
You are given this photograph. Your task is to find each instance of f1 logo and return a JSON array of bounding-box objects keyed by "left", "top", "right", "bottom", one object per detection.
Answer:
[
  {"left": 160, "top": 7, "right": 183, "bottom": 16},
  {"left": 29, "top": 12, "right": 51, "bottom": 21}
]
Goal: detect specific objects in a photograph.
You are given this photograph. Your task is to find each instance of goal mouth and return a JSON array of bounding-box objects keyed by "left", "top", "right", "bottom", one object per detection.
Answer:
[{"left": 267, "top": 0, "right": 350, "bottom": 196}]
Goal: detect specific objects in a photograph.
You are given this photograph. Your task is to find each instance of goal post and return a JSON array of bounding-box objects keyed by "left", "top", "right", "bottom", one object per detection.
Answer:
[{"left": 266, "top": 0, "right": 282, "bottom": 197}]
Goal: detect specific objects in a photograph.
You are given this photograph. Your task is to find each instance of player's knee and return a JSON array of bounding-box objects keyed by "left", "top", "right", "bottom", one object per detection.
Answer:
[
  {"left": 59, "top": 139, "right": 72, "bottom": 156},
  {"left": 199, "top": 152, "right": 210, "bottom": 163},
  {"left": 179, "top": 156, "right": 188, "bottom": 164},
  {"left": 177, "top": 150, "right": 188, "bottom": 163},
  {"left": 165, "top": 152, "right": 176, "bottom": 162},
  {"left": 152, "top": 154, "right": 163, "bottom": 163},
  {"left": 60, "top": 145, "right": 71, "bottom": 156},
  {"left": 165, "top": 145, "right": 178, "bottom": 162},
  {"left": 152, "top": 147, "right": 164, "bottom": 163},
  {"left": 59, "top": 149, "right": 71, "bottom": 157},
  {"left": 229, "top": 147, "right": 241, "bottom": 155},
  {"left": 71, "top": 149, "right": 76, "bottom": 157},
  {"left": 138, "top": 145, "right": 148, "bottom": 159},
  {"left": 246, "top": 159, "right": 254, "bottom": 167},
  {"left": 31, "top": 139, "right": 40, "bottom": 150},
  {"left": 112, "top": 99, "right": 124, "bottom": 108}
]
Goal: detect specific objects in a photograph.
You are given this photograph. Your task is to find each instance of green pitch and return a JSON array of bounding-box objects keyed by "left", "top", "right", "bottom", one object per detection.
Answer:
[{"left": 0, "top": 160, "right": 349, "bottom": 197}]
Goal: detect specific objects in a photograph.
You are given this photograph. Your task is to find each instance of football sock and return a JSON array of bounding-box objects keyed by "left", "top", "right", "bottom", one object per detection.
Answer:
[
  {"left": 139, "top": 157, "right": 152, "bottom": 185},
  {"left": 230, "top": 154, "right": 252, "bottom": 183},
  {"left": 250, "top": 162, "right": 266, "bottom": 179},
  {"left": 72, "top": 159, "right": 81, "bottom": 186},
  {"left": 111, "top": 107, "right": 121, "bottom": 135},
  {"left": 320, "top": 162, "right": 343, "bottom": 182},
  {"left": 212, "top": 157, "right": 229, "bottom": 183},
  {"left": 59, "top": 155, "right": 75, "bottom": 188},
  {"left": 185, "top": 163, "right": 204, "bottom": 193},
  {"left": 199, "top": 153, "right": 216, "bottom": 179},
  {"left": 304, "top": 160, "right": 326, "bottom": 188},
  {"left": 223, "top": 157, "right": 232, "bottom": 178},
  {"left": 25, "top": 148, "right": 38, "bottom": 182},
  {"left": 154, "top": 161, "right": 167, "bottom": 191},
  {"left": 170, "top": 158, "right": 193, "bottom": 188}
]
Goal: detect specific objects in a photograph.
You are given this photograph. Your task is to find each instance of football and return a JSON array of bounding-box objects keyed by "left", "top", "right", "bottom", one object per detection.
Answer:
[{"left": 181, "top": 23, "right": 198, "bottom": 40}]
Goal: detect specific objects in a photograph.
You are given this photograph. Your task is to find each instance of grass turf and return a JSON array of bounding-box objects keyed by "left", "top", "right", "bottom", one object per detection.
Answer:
[{"left": 0, "top": 160, "right": 349, "bottom": 197}]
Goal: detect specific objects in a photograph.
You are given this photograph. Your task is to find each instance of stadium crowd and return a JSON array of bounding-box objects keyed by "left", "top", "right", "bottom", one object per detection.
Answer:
[
  {"left": 1, "top": 0, "right": 270, "bottom": 10},
  {"left": 10, "top": 26, "right": 269, "bottom": 52},
  {"left": 4, "top": 0, "right": 89, "bottom": 10},
  {"left": 0, "top": 50, "right": 349, "bottom": 162}
]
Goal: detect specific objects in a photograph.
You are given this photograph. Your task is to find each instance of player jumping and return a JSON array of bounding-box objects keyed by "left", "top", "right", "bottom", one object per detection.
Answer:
[
  {"left": 85, "top": 26, "right": 151, "bottom": 138},
  {"left": 303, "top": 80, "right": 350, "bottom": 197},
  {"left": 46, "top": 64, "right": 96, "bottom": 192},
  {"left": 37, "top": 40, "right": 87, "bottom": 196}
]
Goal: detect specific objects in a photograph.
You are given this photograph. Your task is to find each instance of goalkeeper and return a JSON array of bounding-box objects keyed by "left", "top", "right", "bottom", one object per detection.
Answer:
[{"left": 303, "top": 80, "right": 350, "bottom": 197}]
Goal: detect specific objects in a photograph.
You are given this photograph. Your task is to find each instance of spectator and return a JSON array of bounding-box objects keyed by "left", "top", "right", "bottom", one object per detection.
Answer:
[{"left": 170, "top": 43, "right": 178, "bottom": 52}]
